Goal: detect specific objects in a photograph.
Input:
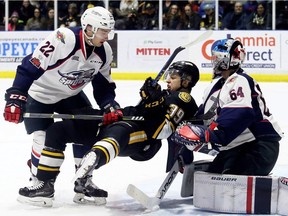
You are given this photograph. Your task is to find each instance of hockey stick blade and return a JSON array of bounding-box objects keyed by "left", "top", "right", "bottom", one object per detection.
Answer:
[
  {"left": 127, "top": 184, "right": 160, "bottom": 210},
  {"left": 127, "top": 161, "right": 179, "bottom": 210},
  {"left": 23, "top": 113, "right": 144, "bottom": 121},
  {"left": 152, "top": 30, "right": 213, "bottom": 85}
]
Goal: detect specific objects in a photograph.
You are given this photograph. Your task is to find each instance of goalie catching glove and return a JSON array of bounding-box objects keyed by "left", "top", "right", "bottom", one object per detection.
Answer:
[
  {"left": 171, "top": 121, "right": 218, "bottom": 151},
  {"left": 4, "top": 87, "right": 27, "bottom": 124}
]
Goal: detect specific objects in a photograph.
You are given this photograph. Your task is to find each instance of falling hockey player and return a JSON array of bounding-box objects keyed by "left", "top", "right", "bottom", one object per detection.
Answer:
[{"left": 17, "top": 61, "right": 200, "bottom": 207}]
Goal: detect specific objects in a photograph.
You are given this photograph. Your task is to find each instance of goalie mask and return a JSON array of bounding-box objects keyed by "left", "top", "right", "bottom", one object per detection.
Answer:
[
  {"left": 164, "top": 61, "right": 200, "bottom": 90},
  {"left": 211, "top": 38, "right": 245, "bottom": 75},
  {"left": 81, "top": 6, "right": 115, "bottom": 41}
]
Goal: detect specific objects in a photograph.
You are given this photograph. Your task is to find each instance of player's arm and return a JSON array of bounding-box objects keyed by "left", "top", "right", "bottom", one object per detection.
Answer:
[
  {"left": 92, "top": 42, "right": 123, "bottom": 125},
  {"left": 173, "top": 75, "right": 255, "bottom": 148},
  {"left": 4, "top": 27, "right": 75, "bottom": 123}
]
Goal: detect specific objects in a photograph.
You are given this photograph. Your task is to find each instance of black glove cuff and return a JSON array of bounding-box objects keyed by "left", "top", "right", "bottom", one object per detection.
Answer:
[
  {"left": 103, "top": 101, "right": 121, "bottom": 113},
  {"left": 5, "top": 87, "right": 28, "bottom": 102}
]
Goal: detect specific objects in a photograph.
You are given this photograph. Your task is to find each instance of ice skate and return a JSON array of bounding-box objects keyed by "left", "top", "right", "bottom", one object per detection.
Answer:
[
  {"left": 73, "top": 175, "right": 107, "bottom": 205},
  {"left": 17, "top": 179, "right": 55, "bottom": 207},
  {"left": 72, "top": 151, "right": 99, "bottom": 181}
]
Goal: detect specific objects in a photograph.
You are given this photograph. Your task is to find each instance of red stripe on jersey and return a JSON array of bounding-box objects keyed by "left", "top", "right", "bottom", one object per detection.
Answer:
[{"left": 79, "top": 30, "right": 86, "bottom": 59}]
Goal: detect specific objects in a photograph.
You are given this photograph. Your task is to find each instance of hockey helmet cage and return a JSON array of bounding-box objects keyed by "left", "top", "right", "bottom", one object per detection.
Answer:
[
  {"left": 81, "top": 6, "right": 115, "bottom": 40},
  {"left": 211, "top": 38, "right": 245, "bottom": 73},
  {"left": 164, "top": 61, "right": 200, "bottom": 88}
]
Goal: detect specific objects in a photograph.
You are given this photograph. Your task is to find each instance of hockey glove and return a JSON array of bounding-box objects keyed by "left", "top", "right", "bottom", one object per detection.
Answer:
[
  {"left": 103, "top": 103, "right": 123, "bottom": 125},
  {"left": 172, "top": 122, "right": 218, "bottom": 151},
  {"left": 140, "top": 77, "right": 162, "bottom": 101},
  {"left": 4, "top": 87, "right": 27, "bottom": 124}
]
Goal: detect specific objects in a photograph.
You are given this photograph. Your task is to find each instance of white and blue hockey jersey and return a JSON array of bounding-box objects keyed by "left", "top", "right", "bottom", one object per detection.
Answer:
[
  {"left": 198, "top": 69, "right": 283, "bottom": 151},
  {"left": 12, "top": 27, "right": 116, "bottom": 109}
]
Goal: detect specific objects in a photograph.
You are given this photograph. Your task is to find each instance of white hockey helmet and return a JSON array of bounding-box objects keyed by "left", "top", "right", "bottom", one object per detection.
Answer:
[
  {"left": 81, "top": 6, "right": 115, "bottom": 40},
  {"left": 211, "top": 38, "right": 245, "bottom": 74}
]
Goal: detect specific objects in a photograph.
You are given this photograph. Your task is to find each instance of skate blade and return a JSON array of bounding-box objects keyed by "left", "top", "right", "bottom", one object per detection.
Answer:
[
  {"left": 72, "top": 152, "right": 97, "bottom": 182},
  {"left": 17, "top": 195, "right": 53, "bottom": 207},
  {"left": 73, "top": 193, "right": 106, "bottom": 206}
]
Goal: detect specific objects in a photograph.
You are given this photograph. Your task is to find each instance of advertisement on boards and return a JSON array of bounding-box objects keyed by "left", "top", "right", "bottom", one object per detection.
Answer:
[{"left": 0, "top": 30, "right": 288, "bottom": 79}]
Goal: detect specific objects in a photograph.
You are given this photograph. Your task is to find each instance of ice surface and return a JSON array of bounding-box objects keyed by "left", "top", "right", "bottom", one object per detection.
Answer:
[{"left": 0, "top": 79, "right": 287, "bottom": 216}]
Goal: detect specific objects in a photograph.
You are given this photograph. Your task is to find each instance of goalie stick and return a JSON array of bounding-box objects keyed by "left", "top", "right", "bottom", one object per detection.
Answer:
[
  {"left": 23, "top": 113, "right": 144, "bottom": 121},
  {"left": 127, "top": 161, "right": 179, "bottom": 210}
]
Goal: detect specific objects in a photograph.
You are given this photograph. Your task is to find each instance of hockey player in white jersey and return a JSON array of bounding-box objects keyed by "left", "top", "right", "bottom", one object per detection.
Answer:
[
  {"left": 3, "top": 6, "right": 123, "bottom": 200},
  {"left": 173, "top": 38, "right": 283, "bottom": 175}
]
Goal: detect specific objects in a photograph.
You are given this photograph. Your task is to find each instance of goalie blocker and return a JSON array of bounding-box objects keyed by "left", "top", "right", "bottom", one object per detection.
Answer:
[{"left": 193, "top": 171, "right": 288, "bottom": 215}]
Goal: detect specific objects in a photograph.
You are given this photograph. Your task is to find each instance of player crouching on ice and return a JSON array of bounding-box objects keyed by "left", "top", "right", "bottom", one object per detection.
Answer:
[
  {"left": 17, "top": 61, "right": 200, "bottom": 207},
  {"left": 171, "top": 39, "right": 285, "bottom": 214}
]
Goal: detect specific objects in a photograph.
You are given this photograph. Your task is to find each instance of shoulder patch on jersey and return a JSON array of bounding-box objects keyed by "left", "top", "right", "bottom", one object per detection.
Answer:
[
  {"left": 178, "top": 92, "right": 191, "bottom": 103},
  {"left": 29, "top": 57, "right": 41, "bottom": 68},
  {"left": 56, "top": 30, "right": 65, "bottom": 44}
]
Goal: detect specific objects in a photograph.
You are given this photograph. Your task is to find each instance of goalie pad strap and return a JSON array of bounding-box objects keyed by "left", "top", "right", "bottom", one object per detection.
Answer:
[{"left": 193, "top": 171, "right": 286, "bottom": 214}]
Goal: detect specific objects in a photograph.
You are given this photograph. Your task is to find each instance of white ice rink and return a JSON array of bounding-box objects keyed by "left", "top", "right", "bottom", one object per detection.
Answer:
[{"left": 0, "top": 79, "right": 287, "bottom": 216}]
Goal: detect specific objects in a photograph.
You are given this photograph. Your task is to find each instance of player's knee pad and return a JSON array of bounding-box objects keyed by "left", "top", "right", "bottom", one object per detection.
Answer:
[
  {"left": 30, "top": 130, "right": 46, "bottom": 175},
  {"left": 193, "top": 171, "right": 288, "bottom": 215}
]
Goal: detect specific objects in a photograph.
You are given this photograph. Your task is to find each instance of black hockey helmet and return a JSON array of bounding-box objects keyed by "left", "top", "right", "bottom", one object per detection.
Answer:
[{"left": 164, "top": 61, "right": 200, "bottom": 89}]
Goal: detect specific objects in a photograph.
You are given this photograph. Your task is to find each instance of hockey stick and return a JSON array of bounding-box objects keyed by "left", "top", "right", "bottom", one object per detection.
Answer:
[
  {"left": 23, "top": 113, "right": 144, "bottom": 121},
  {"left": 152, "top": 30, "right": 213, "bottom": 86},
  {"left": 127, "top": 160, "right": 179, "bottom": 210},
  {"left": 187, "top": 95, "right": 219, "bottom": 122}
]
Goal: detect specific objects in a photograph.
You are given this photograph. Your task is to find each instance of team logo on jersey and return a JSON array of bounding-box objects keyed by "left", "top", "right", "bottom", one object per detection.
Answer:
[
  {"left": 58, "top": 69, "right": 95, "bottom": 89},
  {"left": 29, "top": 57, "right": 41, "bottom": 68},
  {"left": 56, "top": 30, "right": 65, "bottom": 44},
  {"left": 178, "top": 92, "right": 191, "bottom": 103}
]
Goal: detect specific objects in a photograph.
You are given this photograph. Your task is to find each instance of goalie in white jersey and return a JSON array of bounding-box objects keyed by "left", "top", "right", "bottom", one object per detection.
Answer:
[
  {"left": 173, "top": 38, "right": 284, "bottom": 175},
  {"left": 3, "top": 6, "right": 123, "bottom": 198}
]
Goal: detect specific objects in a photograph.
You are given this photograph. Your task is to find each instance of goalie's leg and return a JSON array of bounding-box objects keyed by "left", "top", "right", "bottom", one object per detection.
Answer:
[{"left": 180, "top": 159, "right": 212, "bottom": 197}]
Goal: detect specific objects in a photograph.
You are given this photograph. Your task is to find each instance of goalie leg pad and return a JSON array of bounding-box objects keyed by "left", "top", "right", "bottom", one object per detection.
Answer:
[
  {"left": 180, "top": 159, "right": 212, "bottom": 197},
  {"left": 278, "top": 177, "right": 288, "bottom": 215},
  {"left": 193, "top": 171, "right": 279, "bottom": 214}
]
